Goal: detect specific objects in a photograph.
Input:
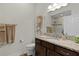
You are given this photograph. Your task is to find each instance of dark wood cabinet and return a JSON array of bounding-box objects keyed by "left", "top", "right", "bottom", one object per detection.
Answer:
[
  {"left": 35, "top": 44, "right": 46, "bottom": 56},
  {"left": 47, "top": 42, "right": 54, "bottom": 50},
  {"left": 55, "top": 45, "right": 78, "bottom": 56},
  {"left": 47, "top": 49, "right": 54, "bottom": 56},
  {"left": 35, "top": 38, "right": 79, "bottom": 56},
  {"left": 35, "top": 38, "right": 46, "bottom": 56},
  {"left": 46, "top": 42, "right": 55, "bottom": 56}
]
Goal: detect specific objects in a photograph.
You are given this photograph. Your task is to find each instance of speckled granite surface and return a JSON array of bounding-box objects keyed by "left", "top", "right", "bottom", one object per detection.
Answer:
[{"left": 36, "top": 35, "right": 79, "bottom": 53}]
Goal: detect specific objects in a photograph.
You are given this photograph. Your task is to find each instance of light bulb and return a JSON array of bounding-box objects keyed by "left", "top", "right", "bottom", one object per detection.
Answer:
[
  {"left": 48, "top": 3, "right": 68, "bottom": 12},
  {"left": 48, "top": 5, "right": 52, "bottom": 10},
  {"left": 53, "top": 3, "right": 58, "bottom": 7},
  {"left": 61, "top": 3, "right": 68, "bottom": 6},
  {"left": 56, "top": 5, "right": 61, "bottom": 9}
]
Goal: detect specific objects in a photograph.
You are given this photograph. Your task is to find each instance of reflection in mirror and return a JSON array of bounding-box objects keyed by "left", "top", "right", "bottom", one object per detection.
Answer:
[
  {"left": 36, "top": 16, "right": 43, "bottom": 35},
  {"left": 51, "top": 15, "right": 64, "bottom": 38},
  {"left": 48, "top": 10, "right": 72, "bottom": 39}
]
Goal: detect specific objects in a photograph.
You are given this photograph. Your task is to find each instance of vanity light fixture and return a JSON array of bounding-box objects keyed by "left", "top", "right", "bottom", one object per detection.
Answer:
[{"left": 48, "top": 3, "right": 68, "bottom": 12}]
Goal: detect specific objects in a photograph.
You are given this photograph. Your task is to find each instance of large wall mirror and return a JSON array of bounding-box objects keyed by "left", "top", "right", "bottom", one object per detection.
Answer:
[{"left": 48, "top": 10, "right": 72, "bottom": 38}]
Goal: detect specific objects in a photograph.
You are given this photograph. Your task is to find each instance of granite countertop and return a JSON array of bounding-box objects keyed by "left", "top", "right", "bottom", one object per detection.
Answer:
[{"left": 36, "top": 35, "right": 79, "bottom": 53}]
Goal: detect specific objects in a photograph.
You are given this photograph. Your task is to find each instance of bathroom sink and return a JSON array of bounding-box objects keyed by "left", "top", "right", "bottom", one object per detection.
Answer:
[{"left": 40, "top": 35, "right": 56, "bottom": 39}]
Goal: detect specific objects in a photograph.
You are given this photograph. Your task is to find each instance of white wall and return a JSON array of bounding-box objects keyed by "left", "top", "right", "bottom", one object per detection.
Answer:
[{"left": 0, "top": 3, "right": 35, "bottom": 56}]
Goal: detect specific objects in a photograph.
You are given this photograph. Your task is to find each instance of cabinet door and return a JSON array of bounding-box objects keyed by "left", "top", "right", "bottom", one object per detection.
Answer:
[
  {"left": 47, "top": 49, "right": 54, "bottom": 56},
  {"left": 35, "top": 44, "right": 46, "bottom": 56}
]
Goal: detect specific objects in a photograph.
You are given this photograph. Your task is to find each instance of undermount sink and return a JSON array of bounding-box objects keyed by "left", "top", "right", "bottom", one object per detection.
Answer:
[{"left": 40, "top": 35, "right": 57, "bottom": 39}]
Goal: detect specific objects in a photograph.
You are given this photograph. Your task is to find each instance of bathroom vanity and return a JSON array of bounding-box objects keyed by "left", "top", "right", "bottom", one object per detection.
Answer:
[
  {"left": 35, "top": 12, "right": 79, "bottom": 56},
  {"left": 35, "top": 36, "right": 79, "bottom": 56}
]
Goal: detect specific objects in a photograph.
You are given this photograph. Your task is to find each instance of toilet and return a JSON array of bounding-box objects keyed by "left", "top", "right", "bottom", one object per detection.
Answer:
[{"left": 26, "top": 43, "right": 35, "bottom": 56}]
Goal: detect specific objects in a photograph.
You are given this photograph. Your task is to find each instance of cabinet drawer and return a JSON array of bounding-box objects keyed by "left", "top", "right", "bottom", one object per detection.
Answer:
[
  {"left": 47, "top": 42, "right": 54, "bottom": 50},
  {"left": 55, "top": 45, "right": 77, "bottom": 56},
  {"left": 41, "top": 40, "right": 47, "bottom": 47},
  {"left": 35, "top": 38, "right": 41, "bottom": 44}
]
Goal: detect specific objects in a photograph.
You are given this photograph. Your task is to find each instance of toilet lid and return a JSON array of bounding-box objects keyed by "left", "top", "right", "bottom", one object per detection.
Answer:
[{"left": 26, "top": 43, "right": 35, "bottom": 47}]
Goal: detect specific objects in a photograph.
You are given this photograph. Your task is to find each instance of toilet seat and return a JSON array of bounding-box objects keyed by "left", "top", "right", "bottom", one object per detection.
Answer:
[{"left": 26, "top": 43, "right": 35, "bottom": 48}]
